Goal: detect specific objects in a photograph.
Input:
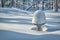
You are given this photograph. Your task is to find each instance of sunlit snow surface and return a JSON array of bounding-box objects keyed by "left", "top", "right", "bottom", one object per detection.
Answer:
[{"left": 0, "top": 8, "right": 60, "bottom": 40}]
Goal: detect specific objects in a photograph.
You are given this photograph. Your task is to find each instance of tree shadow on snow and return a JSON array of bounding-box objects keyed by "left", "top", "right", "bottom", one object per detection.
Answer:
[
  {"left": 46, "top": 25, "right": 60, "bottom": 32},
  {"left": 0, "top": 30, "right": 60, "bottom": 40},
  {"left": 0, "top": 18, "right": 32, "bottom": 25},
  {"left": 46, "top": 28, "right": 60, "bottom": 32}
]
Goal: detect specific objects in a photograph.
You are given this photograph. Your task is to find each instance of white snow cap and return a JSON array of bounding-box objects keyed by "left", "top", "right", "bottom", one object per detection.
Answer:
[{"left": 32, "top": 10, "right": 46, "bottom": 24}]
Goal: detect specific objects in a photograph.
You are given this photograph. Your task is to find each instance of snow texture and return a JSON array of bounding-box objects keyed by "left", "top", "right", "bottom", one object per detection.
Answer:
[{"left": 0, "top": 8, "right": 60, "bottom": 40}]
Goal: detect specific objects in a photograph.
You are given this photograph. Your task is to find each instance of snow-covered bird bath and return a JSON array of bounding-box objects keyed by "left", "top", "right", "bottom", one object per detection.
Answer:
[{"left": 32, "top": 10, "right": 47, "bottom": 31}]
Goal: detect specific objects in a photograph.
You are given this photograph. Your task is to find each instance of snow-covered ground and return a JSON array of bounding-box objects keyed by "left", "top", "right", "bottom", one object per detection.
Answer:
[{"left": 0, "top": 8, "right": 60, "bottom": 40}]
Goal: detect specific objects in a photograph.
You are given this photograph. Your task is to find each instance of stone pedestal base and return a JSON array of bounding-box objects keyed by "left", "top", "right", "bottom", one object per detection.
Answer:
[{"left": 31, "top": 25, "right": 47, "bottom": 31}]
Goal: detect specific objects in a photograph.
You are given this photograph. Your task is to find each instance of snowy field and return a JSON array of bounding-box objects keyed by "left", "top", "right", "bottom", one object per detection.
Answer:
[{"left": 0, "top": 8, "right": 60, "bottom": 40}]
